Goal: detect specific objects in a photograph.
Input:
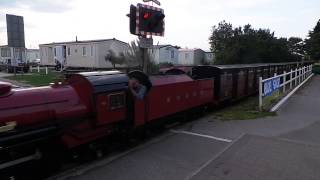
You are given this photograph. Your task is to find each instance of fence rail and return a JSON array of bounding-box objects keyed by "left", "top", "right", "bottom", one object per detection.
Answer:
[
  {"left": 29, "top": 65, "right": 52, "bottom": 74},
  {"left": 259, "top": 65, "right": 313, "bottom": 111}
]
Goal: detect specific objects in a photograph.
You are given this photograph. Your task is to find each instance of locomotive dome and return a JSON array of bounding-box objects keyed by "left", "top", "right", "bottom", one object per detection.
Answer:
[{"left": 0, "top": 82, "right": 12, "bottom": 96}]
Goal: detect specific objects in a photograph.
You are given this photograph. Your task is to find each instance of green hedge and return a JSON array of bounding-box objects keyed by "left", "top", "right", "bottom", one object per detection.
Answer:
[{"left": 313, "top": 65, "right": 320, "bottom": 75}]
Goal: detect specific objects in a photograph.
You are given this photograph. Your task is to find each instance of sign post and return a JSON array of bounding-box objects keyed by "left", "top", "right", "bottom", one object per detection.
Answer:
[
  {"left": 139, "top": 37, "right": 153, "bottom": 49},
  {"left": 260, "top": 76, "right": 281, "bottom": 111},
  {"left": 139, "top": 36, "right": 153, "bottom": 73}
]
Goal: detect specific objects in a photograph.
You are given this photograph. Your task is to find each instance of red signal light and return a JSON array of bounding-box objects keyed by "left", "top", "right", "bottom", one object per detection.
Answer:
[
  {"left": 136, "top": 3, "right": 165, "bottom": 36},
  {"left": 143, "top": 12, "right": 151, "bottom": 19}
]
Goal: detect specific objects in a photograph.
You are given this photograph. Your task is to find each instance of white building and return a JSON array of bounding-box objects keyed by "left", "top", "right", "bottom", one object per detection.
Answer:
[
  {"left": 39, "top": 38, "right": 129, "bottom": 68},
  {"left": 39, "top": 44, "right": 54, "bottom": 66},
  {"left": 53, "top": 46, "right": 66, "bottom": 65},
  {"left": 0, "top": 45, "right": 26, "bottom": 65},
  {"left": 149, "top": 45, "right": 179, "bottom": 64},
  {"left": 26, "top": 49, "right": 40, "bottom": 63},
  {"left": 178, "top": 48, "right": 205, "bottom": 65}
]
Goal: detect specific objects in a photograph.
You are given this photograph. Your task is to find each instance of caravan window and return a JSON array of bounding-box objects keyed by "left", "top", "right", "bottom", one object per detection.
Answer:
[{"left": 82, "top": 46, "right": 87, "bottom": 56}]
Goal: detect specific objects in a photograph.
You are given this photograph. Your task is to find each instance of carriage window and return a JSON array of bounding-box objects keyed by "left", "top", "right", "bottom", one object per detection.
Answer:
[{"left": 108, "top": 92, "right": 125, "bottom": 110}]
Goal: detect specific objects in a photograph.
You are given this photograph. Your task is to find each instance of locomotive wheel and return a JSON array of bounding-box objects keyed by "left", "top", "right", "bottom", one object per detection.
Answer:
[
  {"left": 0, "top": 146, "right": 62, "bottom": 180},
  {"left": 35, "top": 142, "right": 63, "bottom": 179},
  {"left": 20, "top": 139, "right": 64, "bottom": 180}
]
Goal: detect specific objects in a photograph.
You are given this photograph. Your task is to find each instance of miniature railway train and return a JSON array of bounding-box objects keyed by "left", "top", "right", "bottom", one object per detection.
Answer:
[{"left": 0, "top": 61, "right": 313, "bottom": 178}]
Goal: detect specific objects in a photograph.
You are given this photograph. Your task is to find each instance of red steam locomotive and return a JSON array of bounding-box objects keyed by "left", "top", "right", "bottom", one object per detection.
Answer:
[{"left": 0, "top": 62, "right": 312, "bottom": 178}]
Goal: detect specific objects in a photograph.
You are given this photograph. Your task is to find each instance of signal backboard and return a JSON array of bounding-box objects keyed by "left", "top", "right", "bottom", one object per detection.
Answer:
[{"left": 6, "top": 14, "right": 25, "bottom": 48}]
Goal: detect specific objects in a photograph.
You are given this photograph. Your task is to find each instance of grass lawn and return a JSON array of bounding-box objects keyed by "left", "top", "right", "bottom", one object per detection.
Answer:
[
  {"left": 5, "top": 71, "right": 64, "bottom": 87},
  {"left": 211, "top": 97, "right": 276, "bottom": 121}
]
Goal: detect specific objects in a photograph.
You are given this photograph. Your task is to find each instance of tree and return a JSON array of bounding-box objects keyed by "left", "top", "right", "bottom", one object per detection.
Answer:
[
  {"left": 288, "top": 37, "right": 306, "bottom": 60},
  {"left": 209, "top": 21, "right": 301, "bottom": 64},
  {"left": 306, "top": 19, "right": 320, "bottom": 60},
  {"left": 105, "top": 50, "right": 125, "bottom": 68},
  {"left": 122, "top": 40, "right": 159, "bottom": 74},
  {"left": 209, "top": 20, "right": 233, "bottom": 54},
  {"left": 200, "top": 58, "right": 210, "bottom": 65}
]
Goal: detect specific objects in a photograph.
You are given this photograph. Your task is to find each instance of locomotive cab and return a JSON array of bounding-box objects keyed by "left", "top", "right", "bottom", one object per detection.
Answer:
[
  {"left": 68, "top": 71, "right": 129, "bottom": 127},
  {"left": 66, "top": 70, "right": 151, "bottom": 129},
  {"left": 127, "top": 71, "right": 152, "bottom": 127},
  {"left": 128, "top": 71, "right": 152, "bottom": 92}
]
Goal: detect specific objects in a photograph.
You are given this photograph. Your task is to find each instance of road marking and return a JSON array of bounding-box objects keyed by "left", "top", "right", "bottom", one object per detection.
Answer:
[
  {"left": 170, "top": 130, "right": 232, "bottom": 143},
  {"left": 184, "top": 133, "right": 245, "bottom": 180}
]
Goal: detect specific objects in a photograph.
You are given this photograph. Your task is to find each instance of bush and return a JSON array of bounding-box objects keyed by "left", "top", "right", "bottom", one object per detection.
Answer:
[{"left": 313, "top": 65, "right": 320, "bottom": 74}]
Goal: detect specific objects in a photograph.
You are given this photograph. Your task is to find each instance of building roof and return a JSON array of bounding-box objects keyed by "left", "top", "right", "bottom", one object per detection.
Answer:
[
  {"left": 0, "top": 45, "right": 25, "bottom": 49},
  {"left": 153, "top": 44, "right": 179, "bottom": 49},
  {"left": 153, "top": 45, "right": 171, "bottom": 49},
  {"left": 178, "top": 48, "right": 204, "bottom": 52},
  {"left": 40, "top": 38, "right": 128, "bottom": 46}
]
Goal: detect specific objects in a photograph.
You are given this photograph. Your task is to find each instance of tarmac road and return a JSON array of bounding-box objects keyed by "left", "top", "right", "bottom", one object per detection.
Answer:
[
  {"left": 177, "top": 76, "right": 320, "bottom": 140},
  {"left": 50, "top": 75, "right": 320, "bottom": 180}
]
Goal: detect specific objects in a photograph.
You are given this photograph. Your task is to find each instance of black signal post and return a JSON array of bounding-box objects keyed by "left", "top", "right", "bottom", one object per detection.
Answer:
[
  {"left": 128, "top": 5, "right": 137, "bottom": 35},
  {"left": 127, "top": 1, "right": 165, "bottom": 73}
]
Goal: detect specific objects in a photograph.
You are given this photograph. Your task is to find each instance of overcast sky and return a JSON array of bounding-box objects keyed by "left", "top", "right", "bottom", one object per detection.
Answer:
[{"left": 0, "top": 0, "right": 319, "bottom": 50}]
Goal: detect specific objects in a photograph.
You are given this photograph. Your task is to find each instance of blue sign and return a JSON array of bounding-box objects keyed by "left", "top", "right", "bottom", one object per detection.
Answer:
[
  {"left": 263, "top": 77, "right": 280, "bottom": 97},
  {"left": 272, "top": 77, "right": 280, "bottom": 90}
]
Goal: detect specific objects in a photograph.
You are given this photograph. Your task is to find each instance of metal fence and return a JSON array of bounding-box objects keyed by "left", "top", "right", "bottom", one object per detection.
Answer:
[
  {"left": 259, "top": 65, "right": 313, "bottom": 111},
  {"left": 29, "top": 66, "right": 52, "bottom": 74}
]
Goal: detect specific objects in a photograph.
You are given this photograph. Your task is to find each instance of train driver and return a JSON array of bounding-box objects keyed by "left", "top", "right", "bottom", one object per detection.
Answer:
[{"left": 128, "top": 77, "right": 147, "bottom": 100}]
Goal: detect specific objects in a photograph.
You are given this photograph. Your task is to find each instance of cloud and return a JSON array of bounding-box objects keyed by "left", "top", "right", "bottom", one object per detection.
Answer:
[
  {"left": 0, "top": 0, "right": 319, "bottom": 50},
  {"left": 0, "top": 25, "right": 7, "bottom": 45},
  {"left": 0, "top": 12, "right": 6, "bottom": 23},
  {"left": 0, "top": 26, "right": 5, "bottom": 32},
  {"left": 0, "top": 11, "right": 6, "bottom": 40},
  {"left": 0, "top": 0, "right": 74, "bottom": 13}
]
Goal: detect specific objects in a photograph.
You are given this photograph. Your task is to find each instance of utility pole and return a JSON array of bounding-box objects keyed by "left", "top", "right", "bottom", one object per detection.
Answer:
[
  {"left": 140, "top": 47, "right": 147, "bottom": 73},
  {"left": 143, "top": 46, "right": 149, "bottom": 73},
  {"left": 139, "top": 35, "right": 153, "bottom": 73},
  {"left": 140, "top": 35, "right": 147, "bottom": 74}
]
